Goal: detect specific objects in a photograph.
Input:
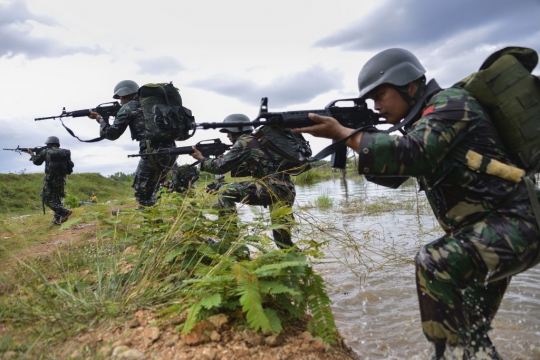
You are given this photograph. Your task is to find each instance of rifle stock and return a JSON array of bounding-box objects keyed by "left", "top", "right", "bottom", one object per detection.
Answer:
[{"left": 128, "top": 138, "right": 232, "bottom": 158}]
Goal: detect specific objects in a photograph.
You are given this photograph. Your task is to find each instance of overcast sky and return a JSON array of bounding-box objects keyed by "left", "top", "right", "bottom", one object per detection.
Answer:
[{"left": 1, "top": 0, "right": 539, "bottom": 176}]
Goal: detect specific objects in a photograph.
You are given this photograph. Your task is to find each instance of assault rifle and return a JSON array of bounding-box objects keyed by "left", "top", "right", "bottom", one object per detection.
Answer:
[
  {"left": 197, "top": 97, "right": 385, "bottom": 168},
  {"left": 3, "top": 146, "right": 46, "bottom": 155},
  {"left": 127, "top": 138, "right": 232, "bottom": 158},
  {"left": 34, "top": 101, "right": 121, "bottom": 121}
]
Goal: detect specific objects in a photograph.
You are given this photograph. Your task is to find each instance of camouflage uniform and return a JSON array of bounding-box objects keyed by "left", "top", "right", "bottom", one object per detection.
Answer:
[
  {"left": 200, "top": 134, "right": 296, "bottom": 248},
  {"left": 30, "top": 147, "right": 72, "bottom": 223},
  {"left": 100, "top": 96, "right": 177, "bottom": 206},
  {"left": 357, "top": 83, "right": 540, "bottom": 347},
  {"left": 169, "top": 164, "right": 200, "bottom": 193}
]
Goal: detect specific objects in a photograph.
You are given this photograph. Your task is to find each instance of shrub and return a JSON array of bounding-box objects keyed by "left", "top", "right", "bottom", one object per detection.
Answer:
[{"left": 64, "top": 194, "right": 80, "bottom": 208}]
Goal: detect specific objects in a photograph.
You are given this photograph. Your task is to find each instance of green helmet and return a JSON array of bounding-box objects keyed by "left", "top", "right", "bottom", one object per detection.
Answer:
[
  {"left": 113, "top": 80, "right": 139, "bottom": 99},
  {"left": 358, "top": 48, "right": 426, "bottom": 98},
  {"left": 219, "top": 114, "right": 253, "bottom": 133},
  {"left": 45, "top": 136, "right": 60, "bottom": 145}
]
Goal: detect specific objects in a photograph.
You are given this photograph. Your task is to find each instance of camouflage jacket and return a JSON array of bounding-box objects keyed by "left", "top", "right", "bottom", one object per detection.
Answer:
[
  {"left": 100, "top": 96, "right": 146, "bottom": 141},
  {"left": 99, "top": 96, "right": 175, "bottom": 151},
  {"left": 201, "top": 134, "right": 292, "bottom": 183},
  {"left": 357, "top": 85, "right": 523, "bottom": 231},
  {"left": 30, "top": 146, "right": 67, "bottom": 184}
]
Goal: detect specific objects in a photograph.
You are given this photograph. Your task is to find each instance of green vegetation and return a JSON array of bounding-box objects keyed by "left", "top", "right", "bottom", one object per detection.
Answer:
[
  {"left": 0, "top": 175, "right": 339, "bottom": 358},
  {"left": 314, "top": 195, "right": 334, "bottom": 209},
  {"left": 0, "top": 172, "right": 135, "bottom": 215}
]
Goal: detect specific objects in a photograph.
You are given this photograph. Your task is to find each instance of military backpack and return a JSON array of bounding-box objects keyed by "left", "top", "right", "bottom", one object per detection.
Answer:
[
  {"left": 138, "top": 82, "right": 196, "bottom": 142},
  {"left": 253, "top": 125, "right": 312, "bottom": 175},
  {"left": 453, "top": 46, "right": 540, "bottom": 174},
  {"left": 170, "top": 164, "right": 200, "bottom": 192},
  {"left": 45, "top": 148, "right": 74, "bottom": 176}
]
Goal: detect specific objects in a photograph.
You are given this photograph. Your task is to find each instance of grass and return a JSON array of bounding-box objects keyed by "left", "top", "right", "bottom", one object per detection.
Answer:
[
  {"left": 0, "top": 172, "right": 135, "bottom": 216},
  {"left": 314, "top": 195, "right": 334, "bottom": 209}
]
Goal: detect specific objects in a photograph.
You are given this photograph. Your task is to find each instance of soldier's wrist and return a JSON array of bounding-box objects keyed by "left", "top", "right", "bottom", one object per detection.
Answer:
[{"left": 96, "top": 115, "right": 103, "bottom": 123}]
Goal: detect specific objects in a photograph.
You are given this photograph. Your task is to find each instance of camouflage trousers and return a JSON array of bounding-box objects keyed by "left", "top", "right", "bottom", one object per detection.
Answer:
[
  {"left": 132, "top": 143, "right": 177, "bottom": 207},
  {"left": 216, "top": 177, "right": 296, "bottom": 249},
  {"left": 41, "top": 179, "right": 69, "bottom": 220},
  {"left": 415, "top": 203, "right": 540, "bottom": 347}
]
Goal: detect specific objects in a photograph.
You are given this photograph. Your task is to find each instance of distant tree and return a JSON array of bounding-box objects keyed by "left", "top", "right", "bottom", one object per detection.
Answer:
[{"left": 108, "top": 172, "right": 135, "bottom": 183}]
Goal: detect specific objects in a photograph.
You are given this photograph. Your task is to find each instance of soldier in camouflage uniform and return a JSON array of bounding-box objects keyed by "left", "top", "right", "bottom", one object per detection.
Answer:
[
  {"left": 28, "top": 136, "right": 73, "bottom": 225},
  {"left": 190, "top": 114, "right": 296, "bottom": 249},
  {"left": 168, "top": 163, "right": 200, "bottom": 193},
  {"left": 295, "top": 48, "right": 540, "bottom": 359},
  {"left": 88, "top": 80, "right": 177, "bottom": 207}
]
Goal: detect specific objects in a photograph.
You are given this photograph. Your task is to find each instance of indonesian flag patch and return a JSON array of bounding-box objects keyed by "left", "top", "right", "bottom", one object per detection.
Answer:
[{"left": 422, "top": 105, "right": 435, "bottom": 116}]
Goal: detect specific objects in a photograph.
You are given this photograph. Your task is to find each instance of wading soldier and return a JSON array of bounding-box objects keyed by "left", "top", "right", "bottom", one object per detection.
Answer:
[
  {"left": 190, "top": 114, "right": 296, "bottom": 249},
  {"left": 294, "top": 48, "right": 540, "bottom": 359},
  {"left": 28, "top": 136, "right": 74, "bottom": 225}
]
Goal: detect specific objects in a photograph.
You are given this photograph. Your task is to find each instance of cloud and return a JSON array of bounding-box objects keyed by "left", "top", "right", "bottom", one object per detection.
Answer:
[
  {"left": 135, "top": 56, "right": 186, "bottom": 76},
  {"left": 314, "top": 0, "right": 540, "bottom": 52},
  {"left": 188, "top": 65, "right": 344, "bottom": 108},
  {"left": 0, "top": 0, "right": 102, "bottom": 59}
]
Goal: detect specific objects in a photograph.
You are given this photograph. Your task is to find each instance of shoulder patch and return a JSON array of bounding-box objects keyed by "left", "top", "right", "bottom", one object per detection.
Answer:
[{"left": 422, "top": 105, "right": 435, "bottom": 116}]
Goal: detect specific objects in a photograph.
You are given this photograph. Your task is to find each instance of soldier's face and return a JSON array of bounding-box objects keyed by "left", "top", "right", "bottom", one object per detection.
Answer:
[
  {"left": 368, "top": 84, "right": 409, "bottom": 125},
  {"left": 120, "top": 94, "right": 136, "bottom": 105}
]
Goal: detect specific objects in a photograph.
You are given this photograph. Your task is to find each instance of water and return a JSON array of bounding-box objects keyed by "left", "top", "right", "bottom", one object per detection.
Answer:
[{"left": 240, "top": 177, "right": 540, "bottom": 359}]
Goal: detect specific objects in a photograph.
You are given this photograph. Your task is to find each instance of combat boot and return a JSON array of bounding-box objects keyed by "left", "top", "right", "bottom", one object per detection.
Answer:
[
  {"left": 59, "top": 210, "right": 73, "bottom": 223},
  {"left": 430, "top": 343, "right": 446, "bottom": 360}
]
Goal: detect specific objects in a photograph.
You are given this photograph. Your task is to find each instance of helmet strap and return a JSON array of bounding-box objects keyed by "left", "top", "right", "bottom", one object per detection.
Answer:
[{"left": 395, "top": 76, "right": 426, "bottom": 110}]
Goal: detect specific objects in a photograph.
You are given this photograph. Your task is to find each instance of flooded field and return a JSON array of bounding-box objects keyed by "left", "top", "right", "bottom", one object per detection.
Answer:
[{"left": 240, "top": 176, "right": 540, "bottom": 359}]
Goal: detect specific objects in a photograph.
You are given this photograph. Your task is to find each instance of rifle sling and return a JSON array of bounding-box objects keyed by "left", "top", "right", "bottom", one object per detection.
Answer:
[
  {"left": 60, "top": 118, "right": 105, "bottom": 143},
  {"left": 145, "top": 140, "right": 161, "bottom": 172}
]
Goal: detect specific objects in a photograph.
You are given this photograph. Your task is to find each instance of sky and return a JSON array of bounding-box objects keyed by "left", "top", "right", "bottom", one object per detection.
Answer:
[{"left": 1, "top": 0, "right": 539, "bottom": 176}]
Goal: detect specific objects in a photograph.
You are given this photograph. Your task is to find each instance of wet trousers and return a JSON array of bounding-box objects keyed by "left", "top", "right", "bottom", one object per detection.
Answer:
[{"left": 415, "top": 210, "right": 540, "bottom": 346}]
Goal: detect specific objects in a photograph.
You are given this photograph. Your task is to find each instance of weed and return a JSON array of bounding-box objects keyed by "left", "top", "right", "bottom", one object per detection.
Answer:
[{"left": 315, "top": 195, "right": 333, "bottom": 209}]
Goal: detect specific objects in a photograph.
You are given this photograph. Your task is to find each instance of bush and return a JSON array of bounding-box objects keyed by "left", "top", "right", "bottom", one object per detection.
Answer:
[{"left": 64, "top": 194, "right": 80, "bottom": 208}]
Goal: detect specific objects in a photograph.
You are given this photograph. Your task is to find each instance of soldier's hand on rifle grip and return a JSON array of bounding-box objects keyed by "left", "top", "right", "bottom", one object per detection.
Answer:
[
  {"left": 190, "top": 147, "right": 204, "bottom": 161},
  {"left": 88, "top": 110, "right": 103, "bottom": 123},
  {"left": 26, "top": 149, "right": 33, "bottom": 155},
  {"left": 293, "top": 113, "right": 363, "bottom": 151}
]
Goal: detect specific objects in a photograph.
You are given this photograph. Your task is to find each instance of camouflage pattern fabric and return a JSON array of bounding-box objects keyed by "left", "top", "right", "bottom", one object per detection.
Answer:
[
  {"left": 357, "top": 86, "right": 540, "bottom": 347},
  {"left": 170, "top": 164, "right": 200, "bottom": 193},
  {"left": 100, "top": 96, "right": 177, "bottom": 207},
  {"left": 30, "top": 147, "right": 71, "bottom": 221},
  {"left": 201, "top": 134, "right": 296, "bottom": 248}
]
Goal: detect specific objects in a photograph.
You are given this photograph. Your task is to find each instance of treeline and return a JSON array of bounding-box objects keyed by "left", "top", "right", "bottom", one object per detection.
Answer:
[{"left": 0, "top": 172, "right": 135, "bottom": 215}]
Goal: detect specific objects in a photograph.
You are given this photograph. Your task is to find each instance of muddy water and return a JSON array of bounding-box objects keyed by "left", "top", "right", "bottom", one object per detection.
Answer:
[{"left": 240, "top": 177, "right": 540, "bottom": 359}]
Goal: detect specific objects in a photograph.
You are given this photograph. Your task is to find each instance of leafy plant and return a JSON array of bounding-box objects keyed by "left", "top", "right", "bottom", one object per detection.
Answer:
[{"left": 64, "top": 194, "right": 80, "bottom": 208}]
